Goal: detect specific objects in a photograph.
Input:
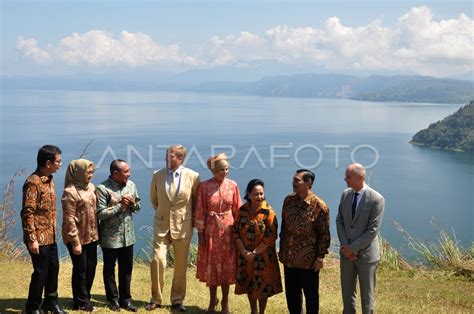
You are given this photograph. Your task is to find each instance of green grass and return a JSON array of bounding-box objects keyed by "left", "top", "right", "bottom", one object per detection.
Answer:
[
  {"left": 2, "top": 172, "right": 473, "bottom": 313},
  {"left": 1, "top": 256, "right": 473, "bottom": 313}
]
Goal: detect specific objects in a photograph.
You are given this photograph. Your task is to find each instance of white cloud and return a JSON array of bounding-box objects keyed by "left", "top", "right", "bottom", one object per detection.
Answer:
[
  {"left": 16, "top": 6, "right": 473, "bottom": 76},
  {"left": 17, "top": 30, "right": 198, "bottom": 68},
  {"left": 395, "top": 7, "right": 473, "bottom": 62},
  {"left": 207, "top": 32, "right": 269, "bottom": 65},
  {"left": 16, "top": 36, "right": 50, "bottom": 63},
  {"left": 205, "top": 6, "right": 473, "bottom": 76}
]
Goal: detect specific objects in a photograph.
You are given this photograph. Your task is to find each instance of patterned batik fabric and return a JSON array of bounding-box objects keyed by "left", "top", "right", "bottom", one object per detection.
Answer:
[
  {"left": 96, "top": 177, "right": 141, "bottom": 249},
  {"left": 233, "top": 201, "right": 283, "bottom": 298},
  {"left": 21, "top": 173, "right": 57, "bottom": 246},
  {"left": 278, "top": 192, "right": 330, "bottom": 269}
]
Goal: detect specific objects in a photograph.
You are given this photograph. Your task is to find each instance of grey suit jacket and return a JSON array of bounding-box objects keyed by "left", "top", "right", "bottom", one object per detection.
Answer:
[
  {"left": 336, "top": 185, "right": 384, "bottom": 263},
  {"left": 150, "top": 167, "right": 200, "bottom": 240}
]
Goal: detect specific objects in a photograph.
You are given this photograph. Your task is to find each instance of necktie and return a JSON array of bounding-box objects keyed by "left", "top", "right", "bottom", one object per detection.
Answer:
[
  {"left": 169, "top": 172, "right": 176, "bottom": 198},
  {"left": 351, "top": 192, "right": 359, "bottom": 219}
]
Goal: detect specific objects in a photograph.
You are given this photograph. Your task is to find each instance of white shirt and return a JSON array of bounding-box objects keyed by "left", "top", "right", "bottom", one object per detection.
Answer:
[
  {"left": 166, "top": 165, "right": 183, "bottom": 195},
  {"left": 352, "top": 183, "right": 368, "bottom": 212}
]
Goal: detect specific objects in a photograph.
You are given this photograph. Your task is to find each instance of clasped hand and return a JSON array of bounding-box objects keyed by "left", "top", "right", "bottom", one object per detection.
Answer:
[
  {"left": 120, "top": 193, "right": 136, "bottom": 211},
  {"left": 243, "top": 250, "right": 256, "bottom": 263},
  {"left": 341, "top": 244, "right": 358, "bottom": 261}
]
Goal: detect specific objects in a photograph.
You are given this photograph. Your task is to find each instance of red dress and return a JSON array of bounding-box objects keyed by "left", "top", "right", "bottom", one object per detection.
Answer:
[{"left": 195, "top": 178, "right": 242, "bottom": 287}]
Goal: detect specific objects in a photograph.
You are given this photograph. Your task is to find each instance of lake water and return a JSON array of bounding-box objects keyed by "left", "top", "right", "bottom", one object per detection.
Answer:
[{"left": 1, "top": 90, "right": 472, "bottom": 257}]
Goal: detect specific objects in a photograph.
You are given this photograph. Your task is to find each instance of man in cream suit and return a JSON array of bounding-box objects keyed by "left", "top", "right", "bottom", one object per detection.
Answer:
[
  {"left": 146, "top": 145, "right": 200, "bottom": 312},
  {"left": 336, "top": 163, "right": 385, "bottom": 314}
]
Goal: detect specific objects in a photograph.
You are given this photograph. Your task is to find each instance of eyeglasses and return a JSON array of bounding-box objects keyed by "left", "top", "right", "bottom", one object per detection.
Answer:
[{"left": 53, "top": 160, "right": 62, "bottom": 165}]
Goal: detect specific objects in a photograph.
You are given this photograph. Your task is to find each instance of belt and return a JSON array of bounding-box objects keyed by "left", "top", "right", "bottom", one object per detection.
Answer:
[{"left": 208, "top": 210, "right": 232, "bottom": 230}]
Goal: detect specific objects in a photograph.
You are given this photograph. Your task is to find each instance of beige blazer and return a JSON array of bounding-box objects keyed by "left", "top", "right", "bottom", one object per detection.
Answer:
[{"left": 150, "top": 167, "right": 200, "bottom": 239}]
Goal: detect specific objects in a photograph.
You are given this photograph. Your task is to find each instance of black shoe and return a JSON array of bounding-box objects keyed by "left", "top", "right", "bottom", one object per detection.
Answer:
[
  {"left": 25, "top": 309, "right": 43, "bottom": 314},
  {"left": 171, "top": 303, "right": 187, "bottom": 312},
  {"left": 41, "top": 304, "right": 68, "bottom": 314},
  {"left": 108, "top": 300, "right": 121, "bottom": 312},
  {"left": 120, "top": 301, "right": 137, "bottom": 312},
  {"left": 72, "top": 303, "right": 95, "bottom": 312}
]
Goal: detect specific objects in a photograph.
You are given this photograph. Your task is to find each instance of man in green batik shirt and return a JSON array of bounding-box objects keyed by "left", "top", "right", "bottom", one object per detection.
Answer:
[{"left": 96, "top": 159, "right": 141, "bottom": 312}]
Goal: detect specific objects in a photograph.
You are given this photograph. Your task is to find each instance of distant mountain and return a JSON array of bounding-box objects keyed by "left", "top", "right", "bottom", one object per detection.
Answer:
[
  {"left": 410, "top": 101, "right": 474, "bottom": 152},
  {"left": 2, "top": 72, "right": 473, "bottom": 104},
  {"left": 350, "top": 76, "right": 474, "bottom": 103},
  {"left": 188, "top": 73, "right": 474, "bottom": 103},
  {"left": 247, "top": 73, "right": 360, "bottom": 98},
  {"left": 187, "top": 73, "right": 361, "bottom": 97},
  {"left": 448, "top": 70, "right": 474, "bottom": 82}
]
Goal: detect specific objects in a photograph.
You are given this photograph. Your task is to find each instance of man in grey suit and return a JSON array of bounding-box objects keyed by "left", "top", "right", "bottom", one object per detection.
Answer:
[{"left": 336, "top": 163, "right": 385, "bottom": 314}]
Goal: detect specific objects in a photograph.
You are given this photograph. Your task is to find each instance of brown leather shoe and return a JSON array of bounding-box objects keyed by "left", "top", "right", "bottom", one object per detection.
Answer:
[{"left": 145, "top": 302, "right": 161, "bottom": 311}]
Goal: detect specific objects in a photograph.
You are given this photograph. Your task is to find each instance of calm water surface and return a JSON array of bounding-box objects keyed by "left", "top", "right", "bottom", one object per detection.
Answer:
[{"left": 1, "top": 90, "right": 472, "bottom": 256}]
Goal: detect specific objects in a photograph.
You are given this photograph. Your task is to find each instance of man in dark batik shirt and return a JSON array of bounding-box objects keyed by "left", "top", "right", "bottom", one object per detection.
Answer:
[
  {"left": 279, "top": 169, "right": 330, "bottom": 314},
  {"left": 21, "top": 145, "right": 68, "bottom": 314}
]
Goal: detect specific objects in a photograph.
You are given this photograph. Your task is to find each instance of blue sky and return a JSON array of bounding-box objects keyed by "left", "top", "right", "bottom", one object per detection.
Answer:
[{"left": 2, "top": 0, "right": 473, "bottom": 78}]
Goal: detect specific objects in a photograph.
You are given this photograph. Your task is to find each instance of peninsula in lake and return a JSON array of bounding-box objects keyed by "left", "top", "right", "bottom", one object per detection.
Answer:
[{"left": 410, "top": 101, "right": 474, "bottom": 152}]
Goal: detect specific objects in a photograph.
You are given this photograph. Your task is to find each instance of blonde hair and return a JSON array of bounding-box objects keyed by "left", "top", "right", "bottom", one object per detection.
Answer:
[
  {"left": 167, "top": 145, "right": 187, "bottom": 159},
  {"left": 207, "top": 153, "right": 228, "bottom": 173}
]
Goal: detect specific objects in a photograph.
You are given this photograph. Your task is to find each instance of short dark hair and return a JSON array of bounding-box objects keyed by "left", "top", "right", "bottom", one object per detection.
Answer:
[
  {"left": 244, "top": 178, "right": 264, "bottom": 202},
  {"left": 110, "top": 159, "right": 127, "bottom": 175},
  {"left": 296, "top": 169, "right": 315, "bottom": 186},
  {"left": 37, "top": 145, "right": 62, "bottom": 168}
]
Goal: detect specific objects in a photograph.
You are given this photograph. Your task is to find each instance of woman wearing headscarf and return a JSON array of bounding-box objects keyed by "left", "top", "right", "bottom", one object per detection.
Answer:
[
  {"left": 194, "top": 153, "right": 242, "bottom": 314},
  {"left": 61, "top": 159, "right": 98, "bottom": 312},
  {"left": 233, "top": 179, "right": 282, "bottom": 314}
]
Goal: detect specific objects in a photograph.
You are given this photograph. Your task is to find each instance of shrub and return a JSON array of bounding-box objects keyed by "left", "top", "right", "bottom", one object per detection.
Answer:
[
  {"left": 378, "top": 236, "right": 411, "bottom": 271},
  {"left": 0, "top": 170, "right": 27, "bottom": 260},
  {"left": 393, "top": 219, "right": 473, "bottom": 277}
]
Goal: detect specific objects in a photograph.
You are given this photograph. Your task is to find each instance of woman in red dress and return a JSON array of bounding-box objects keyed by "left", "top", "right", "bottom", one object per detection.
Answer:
[{"left": 195, "top": 153, "right": 242, "bottom": 313}]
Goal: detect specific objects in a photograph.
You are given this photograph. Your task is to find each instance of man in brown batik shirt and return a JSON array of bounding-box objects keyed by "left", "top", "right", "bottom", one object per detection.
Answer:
[
  {"left": 21, "top": 145, "right": 67, "bottom": 314},
  {"left": 279, "top": 169, "right": 330, "bottom": 314}
]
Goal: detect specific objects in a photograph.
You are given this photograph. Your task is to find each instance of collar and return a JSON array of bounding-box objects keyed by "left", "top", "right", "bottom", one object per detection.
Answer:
[
  {"left": 109, "top": 176, "right": 126, "bottom": 188},
  {"left": 353, "top": 183, "right": 368, "bottom": 194},
  {"left": 34, "top": 171, "right": 53, "bottom": 183},
  {"left": 246, "top": 200, "right": 270, "bottom": 217},
  {"left": 248, "top": 200, "right": 268, "bottom": 211},
  {"left": 212, "top": 177, "right": 226, "bottom": 185},
  {"left": 168, "top": 165, "right": 183, "bottom": 176},
  {"left": 296, "top": 190, "right": 314, "bottom": 204},
  {"left": 40, "top": 175, "right": 53, "bottom": 184}
]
